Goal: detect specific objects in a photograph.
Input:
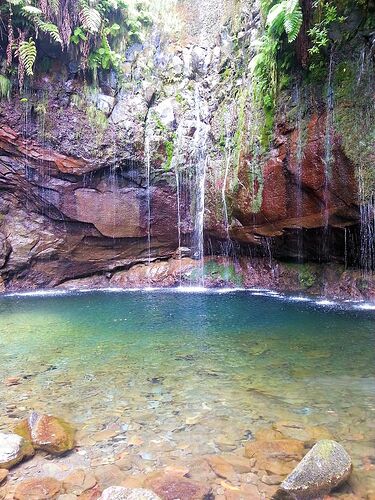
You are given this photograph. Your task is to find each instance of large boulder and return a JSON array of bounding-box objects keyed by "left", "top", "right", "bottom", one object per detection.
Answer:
[
  {"left": 0, "top": 432, "right": 34, "bottom": 469},
  {"left": 99, "top": 486, "right": 161, "bottom": 500},
  {"left": 274, "top": 439, "right": 352, "bottom": 499},
  {"left": 14, "top": 412, "right": 75, "bottom": 455}
]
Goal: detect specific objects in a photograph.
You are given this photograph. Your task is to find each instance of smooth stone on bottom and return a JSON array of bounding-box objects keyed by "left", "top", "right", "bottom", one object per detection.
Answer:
[
  {"left": 0, "top": 432, "right": 34, "bottom": 469},
  {"left": 0, "top": 468, "right": 8, "bottom": 484},
  {"left": 13, "top": 477, "right": 62, "bottom": 499},
  {"left": 99, "top": 486, "right": 161, "bottom": 500},
  {"left": 274, "top": 439, "right": 352, "bottom": 499}
]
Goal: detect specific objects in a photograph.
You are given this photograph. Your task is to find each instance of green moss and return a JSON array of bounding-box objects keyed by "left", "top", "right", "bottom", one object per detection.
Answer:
[
  {"left": 198, "top": 260, "right": 244, "bottom": 286},
  {"left": 163, "top": 139, "right": 174, "bottom": 171},
  {"left": 284, "top": 262, "right": 317, "bottom": 289},
  {"left": 232, "top": 89, "right": 248, "bottom": 176},
  {"left": 87, "top": 105, "right": 108, "bottom": 134},
  {"left": 0, "top": 75, "right": 11, "bottom": 100},
  {"left": 316, "top": 439, "right": 336, "bottom": 460},
  {"left": 333, "top": 52, "right": 375, "bottom": 202},
  {"left": 260, "top": 105, "right": 274, "bottom": 150}
]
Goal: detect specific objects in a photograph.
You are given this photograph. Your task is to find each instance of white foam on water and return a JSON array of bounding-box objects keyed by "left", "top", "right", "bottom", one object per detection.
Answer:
[
  {"left": 315, "top": 299, "right": 336, "bottom": 306},
  {"left": 2, "top": 287, "right": 373, "bottom": 312},
  {"left": 289, "top": 296, "right": 311, "bottom": 302},
  {"left": 4, "top": 289, "right": 71, "bottom": 298},
  {"left": 355, "top": 303, "right": 375, "bottom": 311}
]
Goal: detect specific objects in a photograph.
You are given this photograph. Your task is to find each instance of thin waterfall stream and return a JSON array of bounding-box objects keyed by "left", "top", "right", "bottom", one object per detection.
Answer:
[
  {"left": 322, "top": 50, "right": 335, "bottom": 259},
  {"left": 145, "top": 135, "right": 152, "bottom": 270},
  {"left": 192, "top": 85, "right": 209, "bottom": 286}
]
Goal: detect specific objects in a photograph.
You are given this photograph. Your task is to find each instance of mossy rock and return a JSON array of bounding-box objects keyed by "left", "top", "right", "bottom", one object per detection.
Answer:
[
  {"left": 14, "top": 412, "right": 75, "bottom": 455},
  {"left": 275, "top": 440, "right": 352, "bottom": 499}
]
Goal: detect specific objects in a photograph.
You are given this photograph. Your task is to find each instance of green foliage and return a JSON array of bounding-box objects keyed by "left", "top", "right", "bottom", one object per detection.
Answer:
[
  {"left": 70, "top": 27, "right": 87, "bottom": 44},
  {"left": 298, "top": 265, "right": 317, "bottom": 288},
  {"left": 250, "top": 0, "right": 302, "bottom": 148},
  {"left": 308, "top": 2, "right": 345, "bottom": 57},
  {"left": 0, "top": 0, "right": 153, "bottom": 88},
  {"left": 21, "top": 5, "right": 62, "bottom": 45},
  {"left": 79, "top": 5, "right": 102, "bottom": 34},
  {"left": 88, "top": 24, "right": 122, "bottom": 72},
  {"left": 0, "top": 75, "right": 11, "bottom": 100},
  {"left": 192, "top": 260, "right": 244, "bottom": 286},
  {"left": 267, "top": 0, "right": 303, "bottom": 42},
  {"left": 19, "top": 38, "right": 37, "bottom": 76},
  {"left": 164, "top": 139, "right": 175, "bottom": 171}
]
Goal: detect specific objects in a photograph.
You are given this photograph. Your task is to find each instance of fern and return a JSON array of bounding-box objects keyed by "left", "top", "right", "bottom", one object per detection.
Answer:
[
  {"left": 37, "top": 20, "right": 63, "bottom": 44},
  {"left": 266, "top": 0, "right": 302, "bottom": 42},
  {"left": 284, "top": 0, "right": 303, "bottom": 41},
  {"left": 21, "top": 5, "right": 44, "bottom": 18},
  {"left": 21, "top": 5, "right": 62, "bottom": 44},
  {"left": 19, "top": 38, "right": 37, "bottom": 76},
  {"left": 0, "top": 75, "right": 11, "bottom": 100},
  {"left": 79, "top": 5, "right": 102, "bottom": 33},
  {"left": 48, "top": 0, "right": 60, "bottom": 14}
]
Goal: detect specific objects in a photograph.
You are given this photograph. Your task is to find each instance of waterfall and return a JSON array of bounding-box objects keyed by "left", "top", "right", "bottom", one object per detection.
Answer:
[
  {"left": 221, "top": 123, "right": 236, "bottom": 281},
  {"left": 322, "top": 49, "right": 335, "bottom": 259},
  {"left": 295, "top": 85, "right": 304, "bottom": 263},
  {"left": 145, "top": 135, "right": 152, "bottom": 268},
  {"left": 172, "top": 124, "right": 184, "bottom": 285},
  {"left": 356, "top": 47, "right": 375, "bottom": 274},
  {"left": 359, "top": 188, "right": 375, "bottom": 274},
  {"left": 192, "top": 85, "right": 209, "bottom": 286}
]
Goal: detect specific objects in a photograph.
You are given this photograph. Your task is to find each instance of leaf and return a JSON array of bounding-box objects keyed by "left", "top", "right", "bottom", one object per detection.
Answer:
[
  {"left": 19, "top": 38, "right": 37, "bottom": 76},
  {"left": 284, "top": 0, "right": 302, "bottom": 42},
  {"left": 79, "top": 5, "right": 102, "bottom": 34}
]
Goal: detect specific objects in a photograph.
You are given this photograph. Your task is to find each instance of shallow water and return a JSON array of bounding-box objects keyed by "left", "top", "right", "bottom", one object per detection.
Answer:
[{"left": 0, "top": 290, "right": 374, "bottom": 475}]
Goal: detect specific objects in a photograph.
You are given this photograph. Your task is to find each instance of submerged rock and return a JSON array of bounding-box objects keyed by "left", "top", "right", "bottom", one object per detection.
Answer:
[
  {"left": 145, "top": 472, "right": 211, "bottom": 500},
  {"left": 14, "top": 477, "right": 62, "bottom": 499},
  {"left": 274, "top": 439, "right": 352, "bottom": 499},
  {"left": 0, "top": 432, "right": 34, "bottom": 469},
  {"left": 245, "top": 438, "right": 305, "bottom": 476},
  {"left": 14, "top": 411, "right": 75, "bottom": 455},
  {"left": 0, "top": 468, "right": 9, "bottom": 484},
  {"left": 99, "top": 486, "right": 161, "bottom": 500}
]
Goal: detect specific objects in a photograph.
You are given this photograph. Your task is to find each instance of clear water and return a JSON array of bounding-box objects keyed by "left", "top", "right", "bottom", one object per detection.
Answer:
[{"left": 0, "top": 291, "right": 374, "bottom": 476}]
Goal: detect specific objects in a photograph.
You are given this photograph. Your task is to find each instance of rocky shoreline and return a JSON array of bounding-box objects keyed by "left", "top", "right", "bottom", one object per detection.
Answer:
[
  {"left": 1, "top": 411, "right": 368, "bottom": 499},
  {"left": 2, "top": 256, "right": 373, "bottom": 303}
]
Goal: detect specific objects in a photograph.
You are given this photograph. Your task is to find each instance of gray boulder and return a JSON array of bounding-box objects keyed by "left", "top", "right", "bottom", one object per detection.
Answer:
[{"left": 275, "top": 440, "right": 352, "bottom": 499}]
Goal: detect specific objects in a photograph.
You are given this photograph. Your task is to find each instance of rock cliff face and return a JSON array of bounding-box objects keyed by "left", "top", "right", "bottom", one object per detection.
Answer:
[{"left": 0, "top": 0, "right": 374, "bottom": 294}]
